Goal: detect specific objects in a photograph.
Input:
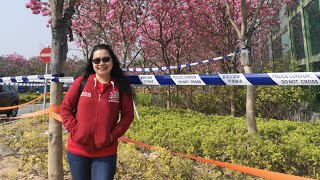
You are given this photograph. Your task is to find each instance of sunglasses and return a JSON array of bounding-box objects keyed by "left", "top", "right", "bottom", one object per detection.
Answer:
[{"left": 92, "top": 56, "right": 112, "bottom": 64}]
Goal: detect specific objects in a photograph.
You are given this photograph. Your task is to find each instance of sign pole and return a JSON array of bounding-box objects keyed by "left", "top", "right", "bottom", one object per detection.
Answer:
[
  {"left": 39, "top": 47, "right": 51, "bottom": 110},
  {"left": 43, "top": 63, "right": 48, "bottom": 109}
]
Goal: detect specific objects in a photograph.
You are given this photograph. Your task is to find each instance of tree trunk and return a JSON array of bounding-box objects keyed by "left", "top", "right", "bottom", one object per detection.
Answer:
[
  {"left": 48, "top": 83, "right": 64, "bottom": 180},
  {"left": 230, "top": 86, "right": 236, "bottom": 116},
  {"left": 189, "top": 87, "right": 193, "bottom": 109},
  {"left": 48, "top": 0, "right": 76, "bottom": 179},
  {"left": 167, "top": 86, "right": 171, "bottom": 109},
  {"left": 240, "top": 40, "right": 257, "bottom": 133},
  {"left": 244, "top": 66, "right": 257, "bottom": 132}
]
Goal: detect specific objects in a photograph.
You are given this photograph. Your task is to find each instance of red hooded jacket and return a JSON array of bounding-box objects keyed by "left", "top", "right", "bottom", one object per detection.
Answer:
[{"left": 60, "top": 74, "right": 134, "bottom": 157}]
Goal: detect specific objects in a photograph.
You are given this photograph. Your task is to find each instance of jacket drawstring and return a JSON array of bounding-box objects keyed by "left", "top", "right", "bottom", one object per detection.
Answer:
[{"left": 111, "top": 81, "right": 114, "bottom": 90}]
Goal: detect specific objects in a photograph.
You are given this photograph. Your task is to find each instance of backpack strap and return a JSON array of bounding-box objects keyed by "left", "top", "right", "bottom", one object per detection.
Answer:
[
  {"left": 79, "top": 74, "right": 89, "bottom": 97},
  {"left": 74, "top": 74, "right": 89, "bottom": 114}
]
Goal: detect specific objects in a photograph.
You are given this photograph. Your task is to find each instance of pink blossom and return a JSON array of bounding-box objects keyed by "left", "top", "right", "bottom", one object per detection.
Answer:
[
  {"left": 109, "top": 0, "right": 118, "bottom": 8},
  {"left": 32, "top": 10, "right": 40, "bottom": 14},
  {"left": 137, "top": 10, "right": 143, "bottom": 16},
  {"left": 106, "top": 9, "right": 115, "bottom": 20},
  {"left": 25, "top": 2, "right": 31, "bottom": 8}
]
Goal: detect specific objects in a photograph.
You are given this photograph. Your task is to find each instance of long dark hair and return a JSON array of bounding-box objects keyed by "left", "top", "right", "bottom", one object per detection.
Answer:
[{"left": 85, "top": 44, "right": 132, "bottom": 96}]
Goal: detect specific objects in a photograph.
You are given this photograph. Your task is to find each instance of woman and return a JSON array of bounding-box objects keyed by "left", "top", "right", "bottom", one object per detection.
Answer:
[{"left": 60, "top": 44, "right": 134, "bottom": 180}]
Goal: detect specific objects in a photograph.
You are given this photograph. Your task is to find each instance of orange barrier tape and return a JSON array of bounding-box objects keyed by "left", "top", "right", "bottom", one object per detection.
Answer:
[
  {"left": 49, "top": 112, "right": 62, "bottom": 122},
  {"left": 48, "top": 104, "right": 62, "bottom": 121},
  {"left": 0, "top": 92, "right": 66, "bottom": 111},
  {"left": 0, "top": 105, "right": 60, "bottom": 121},
  {"left": 0, "top": 94, "right": 44, "bottom": 110},
  {"left": 0, "top": 107, "right": 51, "bottom": 121},
  {"left": 118, "top": 137, "right": 315, "bottom": 180},
  {"left": 49, "top": 105, "right": 60, "bottom": 113}
]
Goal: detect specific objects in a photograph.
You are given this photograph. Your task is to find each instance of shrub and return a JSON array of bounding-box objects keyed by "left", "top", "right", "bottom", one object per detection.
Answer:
[
  {"left": 256, "top": 86, "right": 313, "bottom": 120},
  {"left": 19, "top": 93, "right": 49, "bottom": 104}
]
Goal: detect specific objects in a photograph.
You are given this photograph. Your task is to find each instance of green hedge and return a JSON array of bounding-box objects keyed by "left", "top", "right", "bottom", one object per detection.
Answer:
[
  {"left": 134, "top": 85, "right": 313, "bottom": 120},
  {"left": 19, "top": 93, "right": 49, "bottom": 104}
]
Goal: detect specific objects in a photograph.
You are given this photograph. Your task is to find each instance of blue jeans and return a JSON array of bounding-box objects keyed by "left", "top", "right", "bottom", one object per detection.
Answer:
[{"left": 67, "top": 151, "right": 117, "bottom": 180}]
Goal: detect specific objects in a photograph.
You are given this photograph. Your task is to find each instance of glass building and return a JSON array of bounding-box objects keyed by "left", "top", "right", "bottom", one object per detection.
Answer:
[{"left": 269, "top": 0, "right": 320, "bottom": 71}]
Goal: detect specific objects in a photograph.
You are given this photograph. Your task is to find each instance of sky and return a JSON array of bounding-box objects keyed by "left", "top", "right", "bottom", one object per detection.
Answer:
[{"left": 0, "top": 1, "right": 82, "bottom": 59}]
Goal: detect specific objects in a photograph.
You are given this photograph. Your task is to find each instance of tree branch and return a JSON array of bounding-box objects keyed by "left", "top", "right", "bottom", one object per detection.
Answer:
[
  {"left": 225, "top": 0, "right": 241, "bottom": 37},
  {"left": 248, "top": 0, "right": 266, "bottom": 33},
  {"left": 240, "top": 0, "right": 248, "bottom": 37},
  {"left": 126, "top": 48, "right": 142, "bottom": 68}
]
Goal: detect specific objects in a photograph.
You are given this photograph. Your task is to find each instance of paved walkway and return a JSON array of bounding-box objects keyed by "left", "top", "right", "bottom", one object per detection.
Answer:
[{"left": 17, "top": 103, "right": 50, "bottom": 116}]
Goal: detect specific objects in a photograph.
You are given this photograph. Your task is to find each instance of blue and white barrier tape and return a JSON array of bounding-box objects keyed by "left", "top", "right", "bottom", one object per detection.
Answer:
[
  {"left": 0, "top": 74, "right": 72, "bottom": 84},
  {"left": 0, "top": 82, "right": 44, "bottom": 86},
  {"left": 0, "top": 82, "right": 69, "bottom": 87},
  {"left": 125, "top": 53, "right": 235, "bottom": 72},
  {"left": 1, "top": 72, "right": 320, "bottom": 86}
]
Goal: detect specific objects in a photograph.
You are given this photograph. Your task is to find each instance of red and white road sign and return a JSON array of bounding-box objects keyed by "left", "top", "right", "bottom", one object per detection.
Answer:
[{"left": 39, "top": 47, "right": 51, "bottom": 63}]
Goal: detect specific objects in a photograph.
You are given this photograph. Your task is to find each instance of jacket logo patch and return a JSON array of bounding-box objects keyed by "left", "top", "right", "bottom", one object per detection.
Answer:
[
  {"left": 81, "top": 92, "right": 91, "bottom": 97},
  {"left": 108, "top": 91, "right": 119, "bottom": 103}
]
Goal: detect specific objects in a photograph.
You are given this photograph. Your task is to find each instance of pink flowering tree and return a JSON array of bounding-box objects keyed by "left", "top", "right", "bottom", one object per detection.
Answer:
[
  {"left": 65, "top": 0, "right": 147, "bottom": 68},
  {"left": 25, "top": 0, "right": 150, "bottom": 73},
  {"left": 0, "top": 53, "right": 47, "bottom": 76},
  {"left": 0, "top": 53, "right": 29, "bottom": 76},
  {"left": 136, "top": 0, "right": 206, "bottom": 108},
  {"left": 223, "top": 0, "right": 291, "bottom": 132},
  {"left": 0, "top": 53, "right": 84, "bottom": 77},
  {"left": 26, "top": 57, "right": 47, "bottom": 75},
  {"left": 64, "top": 57, "right": 86, "bottom": 76},
  {"left": 138, "top": 1, "right": 217, "bottom": 74}
]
